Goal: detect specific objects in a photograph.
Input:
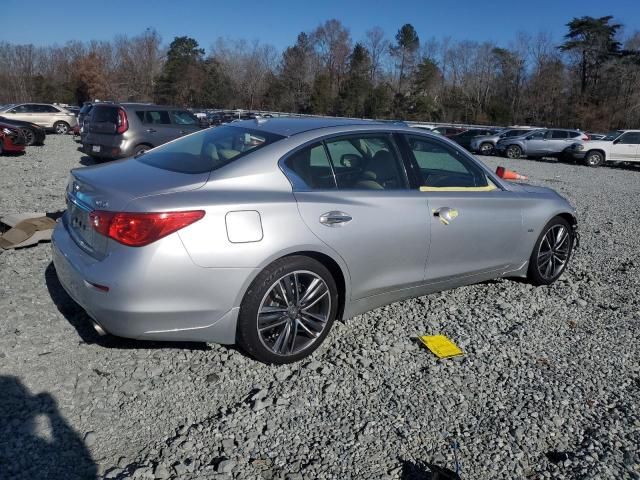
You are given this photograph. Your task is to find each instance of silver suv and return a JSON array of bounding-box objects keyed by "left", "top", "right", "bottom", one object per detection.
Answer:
[
  {"left": 83, "top": 103, "right": 204, "bottom": 160},
  {"left": 495, "top": 129, "right": 589, "bottom": 159},
  {"left": 0, "top": 103, "right": 78, "bottom": 134},
  {"left": 470, "top": 128, "right": 535, "bottom": 155}
]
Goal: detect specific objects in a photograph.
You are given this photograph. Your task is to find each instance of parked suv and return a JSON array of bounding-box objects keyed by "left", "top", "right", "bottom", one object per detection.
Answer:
[
  {"left": 566, "top": 130, "right": 640, "bottom": 167},
  {"left": 495, "top": 128, "right": 589, "bottom": 159},
  {"left": 450, "top": 128, "right": 500, "bottom": 151},
  {"left": 0, "top": 103, "right": 78, "bottom": 134},
  {"left": 470, "top": 128, "right": 536, "bottom": 155},
  {"left": 83, "top": 103, "right": 204, "bottom": 160}
]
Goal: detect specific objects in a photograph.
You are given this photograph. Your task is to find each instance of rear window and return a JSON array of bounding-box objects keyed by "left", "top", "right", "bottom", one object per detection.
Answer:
[
  {"left": 91, "top": 106, "right": 119, "bottom": 123},
  {"left": 136, "top": 125, "right": 284, "bottom": 174}
]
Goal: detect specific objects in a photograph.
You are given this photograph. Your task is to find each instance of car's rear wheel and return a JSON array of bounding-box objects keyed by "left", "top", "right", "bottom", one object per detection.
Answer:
[
  {"left": 480, "top": 142, "right": 494, "bottom": 155},
  {"left": 528, "top": 217, "right": 574, "bottom": 286},
  {"left": 584, "top": 151, "right": 604, "bottom": 167},
  {"left": 506, "top": 145, "right": 522, "bottom": 159},
  {"left": 237, "top": 256, "right": 338, "bottom": 364},
  {"left": 133, "top": 144, "right": 151, "bottom": 157},
  {"left": 53, "top": 121, "right": 69, "bottom": 135},
  {"left": 20, "top": 128, "right": 35, "bottom": 146}
]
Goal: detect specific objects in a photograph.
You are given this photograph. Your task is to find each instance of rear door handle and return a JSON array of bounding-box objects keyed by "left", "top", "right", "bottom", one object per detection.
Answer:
[
  {"left": 146, "top": 128, "right": 156, "bottom": 133},
  {"left": 433, "top": 207, "right": 458, "bottom": 225},
  {"left": 319, "top": 211, "right": 352, "bottom": 227}
]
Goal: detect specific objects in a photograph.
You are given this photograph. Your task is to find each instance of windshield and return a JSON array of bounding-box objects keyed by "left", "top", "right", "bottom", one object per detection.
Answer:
[
  {"left": 137, "top": 125, "right": 284, "bottom": 174},
  {"left": 603, "top": 130, "right": 624, "bottom": 141}
]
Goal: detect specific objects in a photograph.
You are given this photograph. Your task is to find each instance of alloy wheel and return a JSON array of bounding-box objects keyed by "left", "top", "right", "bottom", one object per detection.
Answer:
[
  {"left": 21, "top": 128, "right": 35, "bottom": 146},
  {"left": 257, "top": 270, "right": 332, "bottom": 356},
  {"left": 536, "top": 225, "right": 570, "bottom": 281},
  {"left": 55, "top": 122, "right": 69, "bottom": 135},
  {"left": 480, "top": 143, "right": 493, "bottom": 155},
  {"left": 586, "top": 152, "right": 603, "bottom": 167},
  {"left": 506, "top": 145, "right": 521, "bottom": 159}
]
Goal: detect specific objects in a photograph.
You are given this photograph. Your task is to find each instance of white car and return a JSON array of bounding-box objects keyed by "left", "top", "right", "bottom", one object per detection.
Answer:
[
  {"left": 569, "top": 130, "right": 640, "bottom": 167},
  {"left": 0, "top": 103, "right": 78, "bottom": 134}
]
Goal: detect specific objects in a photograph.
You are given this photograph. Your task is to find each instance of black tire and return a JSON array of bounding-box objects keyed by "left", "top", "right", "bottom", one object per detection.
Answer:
[
  {"left": 505, "top": 144, "right": 522, "bottom": 159},
  {"left": 133, "top": 144, "right": 151, "bottom": 157},
  {"left": 20, "top": 128, "right": 36, "bottom": 146},
  {"left": 237, "top": 255, "right": 339, "bottom": 364},
  {"left": 53, "top": 121, "right": 69, "bottom": 135},
  {"left": 584, "top": 150, "right": 604, "bottom": 167},
  {"left": 479, "top": 142, "right": 494, "bottom": 155},
  {"left": 528, "top": 217, "right": 574, "bottom": 286}
]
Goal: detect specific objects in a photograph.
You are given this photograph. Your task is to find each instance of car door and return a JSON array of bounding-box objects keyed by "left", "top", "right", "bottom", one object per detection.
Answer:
[
  {"left": 547, "top": 130, "right": 572, "bottom": 155},
  {"left": 401, "top": 134, "right": 525, "bottom": 282},
  {"left": 5, "top": 104, "right": 36, "bottom": 123},
  {"left": 523, "top": 130, "right": 547, "bottom": 155},
  {"left": 608, "top": 132, "right": 640, "bottom": 161},
  {"left": 288, "top": 134, "right": 431, "bottom": 300},
  {"left": 139, "top": 110, "right": 177, "bottom": 146}
]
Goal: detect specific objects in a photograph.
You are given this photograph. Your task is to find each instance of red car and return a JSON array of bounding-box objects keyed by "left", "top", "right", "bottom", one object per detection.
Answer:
[{"left": 0, "top": 123, "right": 26, "bottom": 154}]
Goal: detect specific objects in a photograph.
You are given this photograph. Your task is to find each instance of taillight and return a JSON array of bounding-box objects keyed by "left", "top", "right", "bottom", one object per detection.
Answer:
[
  {"left": 582, "top": 134, "right": 589, "bottom": 141},
  {"left": 89, "top": 210, "right": 205, "bottom": 247},
  {"left": 116, "top": 108, "right": 128, "bottom": 134}
]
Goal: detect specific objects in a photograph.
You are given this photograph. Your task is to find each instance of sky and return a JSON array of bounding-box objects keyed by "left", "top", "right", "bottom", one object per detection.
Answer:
[{"left": 3, "top": 0, "right": 640, "bottom": 52}]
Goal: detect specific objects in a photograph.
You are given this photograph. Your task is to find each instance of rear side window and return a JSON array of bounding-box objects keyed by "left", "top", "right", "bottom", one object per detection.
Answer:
[
  {"left": 551, "top": 130, "right": 568, "bottom": 139},
  {"left": 568, "top": 131, "right": 582, "bottom": 138},
  {"left": 41, "top": 105, "right": 60, "bottom": 113},
  {"left": 137, "top": 125, "right": 284, "bottom": 174},
  {"left": 92, "top": 106, "right": 119, "bottom": 123},
  {"left": 136, "top": 110, "right": 171, "bottom": 125},
  {"left": 405, "top": 135, "right": 490, "bottom": 188},
  {"left": 325, "top": 135, "right": 407, "bottom": 190},
  {"left": 284, "top": 143, "right": 337, "bottom": 190}
]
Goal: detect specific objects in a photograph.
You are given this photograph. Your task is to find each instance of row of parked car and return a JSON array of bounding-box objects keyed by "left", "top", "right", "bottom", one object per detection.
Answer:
[
  {"left": 410, "top": 124, "right": 640, "bottom": 167},
  {"left": 0, "top": 102, "right": 81, "bottom": 155}
]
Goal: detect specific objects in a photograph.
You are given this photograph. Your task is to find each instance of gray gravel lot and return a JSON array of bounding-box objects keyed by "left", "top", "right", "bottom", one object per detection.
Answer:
[{"left": 1, "top": 134, "right": 639, "bottom": 480}]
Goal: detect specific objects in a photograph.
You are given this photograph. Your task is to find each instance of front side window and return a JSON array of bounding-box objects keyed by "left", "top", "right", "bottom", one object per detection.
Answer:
[
  {"left": 137, "top": 125, "right": 283, "bottom": 174},
  {"left": 405, "top": 135, "right": 492, "bottom": 190},
  {"left": 616, "top": 132, "right": 640, "bottom": 144},
  {"left": 11, "top": 104, "right": 32, "bottom": 113},
  {"left": 170, "top": 110, "right": 198, "bottom": 125},
  {"left": 324, "top": 135, "right": 407, "bottom": 190},
  {"left": 284, "top": 143, "right": 336, "bottom": 190}
]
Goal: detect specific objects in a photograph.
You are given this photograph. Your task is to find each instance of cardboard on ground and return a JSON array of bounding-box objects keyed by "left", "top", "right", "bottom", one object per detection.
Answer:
[{"left": 419, "top": 334, "right": 464, "bottom": 359}]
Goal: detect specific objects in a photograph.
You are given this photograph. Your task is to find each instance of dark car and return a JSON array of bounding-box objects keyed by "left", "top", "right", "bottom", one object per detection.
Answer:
[
  {"left": 450, "top": 128, "right": 500, "bottom": 150},
  {"left": 0, "top": 116, "right": 46, "bottom": 146},
  {"left": 0, "top": 122, "right": 26, "bottom": 154},
  {"left": 83, "top": 103, "right": 205, "bottom": 160},
  {"left": 432, "top": 126, "right": 468, "bottom": 137}
]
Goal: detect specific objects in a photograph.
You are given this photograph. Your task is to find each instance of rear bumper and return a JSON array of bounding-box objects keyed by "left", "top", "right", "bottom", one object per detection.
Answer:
[
  {"left": 51, "top": 219, "right": 256, "bottom": 344},
  {"left": 1, "top": 137, "right": 25, "bottom": 152}
]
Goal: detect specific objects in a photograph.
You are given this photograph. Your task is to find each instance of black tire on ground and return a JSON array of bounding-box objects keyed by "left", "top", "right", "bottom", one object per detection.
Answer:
[
  {"left": 133, "top": 144, "right": 151, "bottom": 157},
  {"left": 584, "top": 150, "right": 605, "bottom": 167},
  {"left": 527, "top": 216, "right": 574, "bottom": 286},
  {"left": 479, "top": 142, "right": 494, "bottom": 155},
  {"left": 20, "top": 128, "right": 36, "bottom": 146},
  {"left": 506, "top": 144, "right": 522, "bottom": 159},
  {"left": 236, "top": 255, "right": 339, "bottom": 364},
  {"left": 53, "top": 121, "right": 70, "bottom": 135}
]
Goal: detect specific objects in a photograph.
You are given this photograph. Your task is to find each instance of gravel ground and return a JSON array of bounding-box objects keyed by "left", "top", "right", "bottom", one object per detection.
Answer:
[{"left": 0, "top": 134, "right": 639, "bottom": 480}]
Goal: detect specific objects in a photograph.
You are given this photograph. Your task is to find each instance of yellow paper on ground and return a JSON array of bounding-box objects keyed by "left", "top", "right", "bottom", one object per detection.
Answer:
[{"left": 419, "top": 335, "right": 463, "bottom": 359}]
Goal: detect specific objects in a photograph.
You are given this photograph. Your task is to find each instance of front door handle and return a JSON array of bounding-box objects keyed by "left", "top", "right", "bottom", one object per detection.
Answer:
[
  {"left": 319, "top": 211, "right": 352, "bottom": 227},
  {"left": 146, "top": 128, "right": 156, "bottom": 133},
  {"left": 433, "top": 207, "right": 458, "bottom": 225}
]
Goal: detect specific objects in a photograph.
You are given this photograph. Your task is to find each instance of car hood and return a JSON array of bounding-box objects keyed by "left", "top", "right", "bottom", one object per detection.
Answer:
[{"left": 70, "top": 158, "right": 209, "bottom": 211}]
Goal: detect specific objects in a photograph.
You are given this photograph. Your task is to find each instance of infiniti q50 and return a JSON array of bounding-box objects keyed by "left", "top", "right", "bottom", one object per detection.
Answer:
[{"left": 52, "top": 118, "right": 578, "bottom": 363}]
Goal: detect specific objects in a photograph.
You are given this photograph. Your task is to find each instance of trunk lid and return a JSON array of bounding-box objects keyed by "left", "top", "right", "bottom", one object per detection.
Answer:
[{"left": 66, "top": 158, "right": 209, "bottom": 257}]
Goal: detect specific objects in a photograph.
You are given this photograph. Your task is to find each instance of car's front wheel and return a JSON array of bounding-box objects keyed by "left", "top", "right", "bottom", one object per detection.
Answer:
[
  {"left": 479, "top": 142, "right": 494, "bottom": 155},
  {"left": 584, "top": 150, "right": 605, "bottom": 167},
  {"left": 53, "top": 121, "right": 70, "bottom": 135},
  {"left": 528, "top": 217, "right": 574, "bottom": 286},
  {"left": 237, "top": 256, "right": 339, "bottom": 364},
  {"left": 506, "top": 145, "right": 522, "bottom": 159}
]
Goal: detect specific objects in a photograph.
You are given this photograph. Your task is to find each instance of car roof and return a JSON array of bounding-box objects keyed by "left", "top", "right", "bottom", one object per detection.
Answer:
[{"left": 230, "top": 117, "right": 385, "bottom": 137}]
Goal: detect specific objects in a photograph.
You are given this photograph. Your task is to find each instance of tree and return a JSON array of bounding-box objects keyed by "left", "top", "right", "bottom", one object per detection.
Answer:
[
  {"left": 336, "top": 43, "right": 372, "bottom": 117},
  {"left": 559, "top": 16, "right": 622, "bottom": 94},
  {"left": 72, "top": 52, "right": 110, "bottom": 104},
  {"left": 390, "top": 24, "right": 420, "bottom": 93},
  {"left": 311, "top": 19, "right": 352, "bottom": 100},
  {"left": 154, "top": 36, "right": 205, "bottom": 105},
  {"left": 279, "top": 33, "right": 315, "bottom": 112},
  {"left": 364, "top": 26, "right": 388, "bottom": 82}
]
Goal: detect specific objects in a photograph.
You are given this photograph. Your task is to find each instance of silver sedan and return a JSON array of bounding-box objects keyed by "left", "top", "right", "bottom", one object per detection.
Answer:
[{"left": 52, "top": 118, "right": 578, "bottom": 363}]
